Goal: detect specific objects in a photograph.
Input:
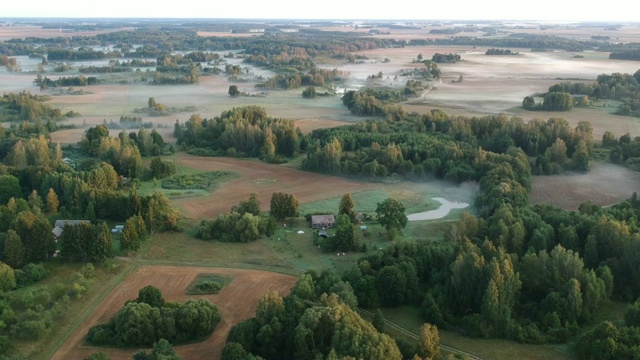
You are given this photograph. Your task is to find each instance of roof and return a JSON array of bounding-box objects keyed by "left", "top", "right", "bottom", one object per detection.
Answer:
[
  {"left": 54, "top": 220, "right": 90, "bottom": 228},
  {"left": 52, "top": 227, "right": 63, "bottom": 238},
  {"left": 311, "top": 214, "right": 335, "bottom": 225}
]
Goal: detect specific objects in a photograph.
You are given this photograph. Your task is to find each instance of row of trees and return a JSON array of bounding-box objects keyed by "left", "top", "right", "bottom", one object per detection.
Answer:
[
  {"left": 522, "top": 92, "right": 574, "bottom": 112},
  {"left": 46, "top": 47, "right": 122, "bottom": 61},
  {"left": 485, "top": 48, "right": 519, "bottom": 55},
  {"left": 34, "top": 74, "right": 99, "bottom": 88}
]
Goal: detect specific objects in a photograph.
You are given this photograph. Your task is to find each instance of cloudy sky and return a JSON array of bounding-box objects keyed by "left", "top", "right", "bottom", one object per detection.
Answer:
[{"left": 3, "top": 0, "right": 638, "bottom": 22}]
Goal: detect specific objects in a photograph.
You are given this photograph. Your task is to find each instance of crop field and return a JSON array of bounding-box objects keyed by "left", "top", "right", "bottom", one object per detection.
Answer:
[
  {"left": 171, "top": 154, "right": 377, "bottom": 219},
  {"left": 530, "top": 161, "right": 640, "bottom": 209},
  {"left": 49, "top": 266, "right": 296, "bottom": 360}
]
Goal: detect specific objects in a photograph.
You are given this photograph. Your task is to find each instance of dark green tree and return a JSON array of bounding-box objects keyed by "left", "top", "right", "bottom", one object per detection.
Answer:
[
  {"left": 332, "top": 214, "right": 357, "bottom": 252},
  {"left": 228, "top": 85, "right": 240, "bottom": 96},
  {"left": 270, "top": 192, "right": 299, "bottom": 220},
  {"left": 221, "top": 342, "right": 248, "bottom": 360},
  {"left": 338, "top": 193, "right": 356, "bottom": 223},
  {"left": 372, "top": 309, "right": 385, "bottom": 333},
  {"left": 375, "top": 198, "right": 407, "bottom": 232},
  {"left": 133, "top": 339, "right": 182, "bottom": 360},
  {"left": 232, "top": 193, "right": 261, "bottom": 216},
  {"left": 3, "top": 230, "right": 25, "bottom": 269},
  {"left": 136, "top": 285, "right": 165, "bottom": 307},
  {"left": 0, "top": 175, "right": 22, "bottom": 205}
]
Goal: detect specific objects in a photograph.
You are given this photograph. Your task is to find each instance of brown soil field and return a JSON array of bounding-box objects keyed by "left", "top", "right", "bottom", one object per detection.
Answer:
[
  {"left": 0, "top": 25, "right": 132, "bottom": 41},
  {"left": 173, "top": 154, "right": 375, "bottom": 219},
  {"left": 530, "top": 162, "right": 640, "bottom": 210},
  {"left": 197, "top": 31, "right": 263, "bottom": 38},
  {"left": 294, "top": 118, "right": 350, "bottom": 133},
  {"left": 50, "top": 266, "right": 296, "bottom": 360}
]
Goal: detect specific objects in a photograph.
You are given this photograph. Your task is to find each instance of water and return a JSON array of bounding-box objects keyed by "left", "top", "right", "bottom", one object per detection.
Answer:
[{"left": 407, "top": 197, "right": 469, "bottom": 221}]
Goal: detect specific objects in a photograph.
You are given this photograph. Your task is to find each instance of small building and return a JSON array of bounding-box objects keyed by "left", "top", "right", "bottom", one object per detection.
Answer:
[
  {"left": 52, "top": 219, "right": 90, "bottom": 239},
  {"left": 311, "top": 215, "right": 336, "bottom": 229}
]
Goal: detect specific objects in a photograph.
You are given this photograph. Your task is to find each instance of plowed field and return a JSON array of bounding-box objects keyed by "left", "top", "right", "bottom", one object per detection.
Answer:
[
  {"left": 173, "top": 154, "right": 374, "bottom": 219},
  {"left": 50, "top": 266, "right": 296, "bottom": 360}
]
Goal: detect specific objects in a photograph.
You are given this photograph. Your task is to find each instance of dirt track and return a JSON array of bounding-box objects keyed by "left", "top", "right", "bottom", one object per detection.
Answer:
[
  {"left": 173, "top": 155, "right": 374, "bottom": 219},
  {"left": 50, "top": 266, "right": 296, "bottom": 360}
]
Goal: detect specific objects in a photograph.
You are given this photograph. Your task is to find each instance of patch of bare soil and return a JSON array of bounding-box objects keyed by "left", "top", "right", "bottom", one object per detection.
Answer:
[
  {"left": 173, "top": 154, "right": 375, "bottom": 220},
  {"left": 50, "top": 266, "right": 296, "bottom": 360},
  {"left": 0, "top": 25, "right": 133, "bottom": 41},
  {"left": 530, "top": 162, "right": 640, "bottom": 210}
]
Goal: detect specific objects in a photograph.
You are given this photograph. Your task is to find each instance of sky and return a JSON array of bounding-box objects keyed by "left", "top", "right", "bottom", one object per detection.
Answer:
[{"left": 2, "top": 0, "right": 639, "bottom": 23}]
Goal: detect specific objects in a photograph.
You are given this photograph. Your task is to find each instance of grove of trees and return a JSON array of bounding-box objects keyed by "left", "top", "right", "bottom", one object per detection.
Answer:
[{"left": 87, "top": 286, "right": 221, "bottom": 347}]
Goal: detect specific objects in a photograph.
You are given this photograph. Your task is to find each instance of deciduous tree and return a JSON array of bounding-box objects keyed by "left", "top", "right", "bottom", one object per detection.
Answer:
[
  {"left": 338, "top": 193, "right": 356, "bottom": 223},
  {"left": 375, "top": 198, "right": 407, "bottom": 232},
  {"left": 270, "top": 192, "right": 299, "bottom": 220}
]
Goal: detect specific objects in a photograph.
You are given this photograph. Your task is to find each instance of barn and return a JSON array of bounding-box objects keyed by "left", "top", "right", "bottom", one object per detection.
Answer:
[{"left": 311, "top": 214, "right": 336, "bottom": 229}]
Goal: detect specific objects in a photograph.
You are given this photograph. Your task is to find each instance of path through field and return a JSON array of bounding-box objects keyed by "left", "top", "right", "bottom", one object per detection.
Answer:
[{"left": 50, "top": 266, "right": 296, "bottom": 360}]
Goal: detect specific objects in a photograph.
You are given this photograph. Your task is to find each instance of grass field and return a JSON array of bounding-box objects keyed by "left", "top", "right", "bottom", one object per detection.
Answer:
[
  {"left": 379, "top": 306, "right": 574, "bottom": 360},
  {"left": 185, "top": 274, "right": 233, "bottom": 295}
]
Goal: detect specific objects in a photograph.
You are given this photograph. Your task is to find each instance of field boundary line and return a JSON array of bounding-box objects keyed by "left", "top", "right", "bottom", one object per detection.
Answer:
[{"left": 357, "top": 308, "right": 484, "bottom": 360}]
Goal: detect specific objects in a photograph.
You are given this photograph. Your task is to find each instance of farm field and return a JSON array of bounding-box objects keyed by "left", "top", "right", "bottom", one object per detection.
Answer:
[
  {"left": 50, "top": 266, "right": 296, "bottom": 360},
  {"left": 530, "top": 161, "right": 640, "bottom": 209}
]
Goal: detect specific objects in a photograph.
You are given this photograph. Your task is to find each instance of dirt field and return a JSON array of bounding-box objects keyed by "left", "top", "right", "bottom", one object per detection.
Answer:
[
  {"left": 0, "top": 25, "right": 132, "bottom": 41},
  {"left": 530, "top": 162, "right": 640, "bottom": 210},
  {"left": 50, "top": 266, "right": 296, "bottom": 360},
  {"left": 173, "top": 154, "right": 375, "bottom": 219}
]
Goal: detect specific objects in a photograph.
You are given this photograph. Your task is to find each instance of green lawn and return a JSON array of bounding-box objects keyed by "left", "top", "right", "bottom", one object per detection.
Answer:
[{"left": 137, "top": 159, "right": 239, "bottom": 199}]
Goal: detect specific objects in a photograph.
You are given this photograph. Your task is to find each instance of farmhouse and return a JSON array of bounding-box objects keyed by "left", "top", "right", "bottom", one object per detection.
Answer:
[
  {"left": 311, "top": 214, "right": 335, "bottom": 229},
  {"left": 52, "top": 219, "right": 90, "bottom": 239}
]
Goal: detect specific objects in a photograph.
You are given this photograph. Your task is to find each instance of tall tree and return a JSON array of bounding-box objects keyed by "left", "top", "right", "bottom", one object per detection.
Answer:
[
  {"left": 270, "top": 192, "right": 299, "bottom": 220},
  {"left": 90, "top": 222, "right": 112, "bottom": 263},
  {"left": 45, "top": 187, "right": 58, "bottom": 215},
  {"left": 418, "top": 323, "right": 440, "bottom": 360},
  {"left": 27, "top": 190, "right": 44, "bottom": 210},
  {"left": 332, "top": 214, "right": 357, "bottom": 252},
  {"left": 338, "top": 193, "right": 356, "bottom": 223},
  {"left": 3, "top": 230, "right": 25, "bottom": 269},
  {"left": 0, "top": 175, "right": 22, "bottom": 205}
]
